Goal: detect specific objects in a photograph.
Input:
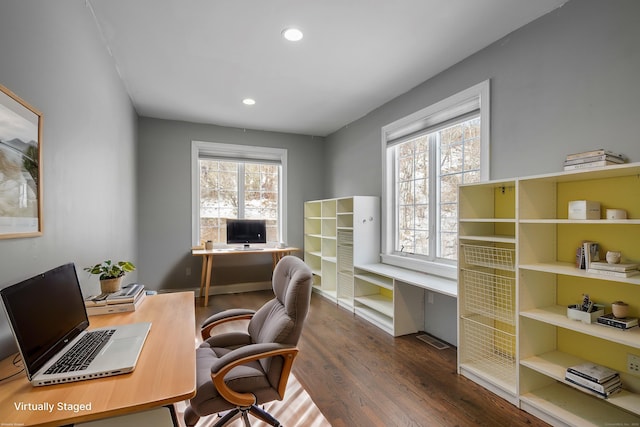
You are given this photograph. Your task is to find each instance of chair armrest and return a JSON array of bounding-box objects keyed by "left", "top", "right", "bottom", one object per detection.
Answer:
[
  {"left": 204, "top": 332, "right": 251, "bottom": 348},
  {"left": 201, "top": 308, "right": 256, "bottom": 339},
  {"left": 210, "top": 343, "right": 299, "bottom": 407}
]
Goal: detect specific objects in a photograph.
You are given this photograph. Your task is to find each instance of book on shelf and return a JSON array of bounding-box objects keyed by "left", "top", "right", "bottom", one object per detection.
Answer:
[
  {"left": 566, "top": 363, "right": 619, "bottom": 384},
  {"left": 587, "top": 268, "right": 640, "bottom": 278},
  {"left": 589, "top": 261, "right": 639, "bottom": 272},
  {"left": 597, "top": 313, "right": 639, "bottom": 330},
  {"left": 563, "top": 154, "right": 626, "bottom": 166},
  {"left": 564, "top": 160, "right": 622, "bottom": 171},
  {"left": 576, "top": 246, "right": 585, "bottom": 269},
  {"left": 565, "top": 371, "right": 621, "bottom": 394},
  {"left": 86, "top": 290, "right": 146, "bottom": 316},
  {"left": 565, "top": 378, "right": 622, "bottom": 399},
  {"left": 565, "top": 149, "right": 626, "bottom": 161},
  {"left": 583, "top": 241, "right": 599, "bottom": 270}
]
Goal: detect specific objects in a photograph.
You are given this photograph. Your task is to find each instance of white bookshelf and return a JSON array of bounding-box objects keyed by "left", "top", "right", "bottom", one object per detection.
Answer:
[
  {"left": 458, "top": 179, "right": 518, "bottom": 403},
  {"left": 304, "top": 197, "right": 379, "bottom": 310},
  {"left": 459, "top": 163, "right": 640, "bottom": 425}
]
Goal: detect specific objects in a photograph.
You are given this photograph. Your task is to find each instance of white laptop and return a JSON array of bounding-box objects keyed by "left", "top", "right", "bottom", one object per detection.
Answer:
[{"left": 0, "top": 263, "right": 151, "bottom": 386}]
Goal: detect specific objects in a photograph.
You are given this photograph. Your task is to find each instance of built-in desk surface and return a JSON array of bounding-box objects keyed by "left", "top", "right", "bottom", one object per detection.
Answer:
[
  {"left": 356, "top": 263, "right": 458, "bottom": 297},
  {"left": 0, "top": 292, "right": 196, "bottom": 426}
]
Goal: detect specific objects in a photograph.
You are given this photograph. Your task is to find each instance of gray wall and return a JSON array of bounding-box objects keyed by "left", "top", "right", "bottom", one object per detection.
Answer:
[
  {"left": 1, "top": 0, "right": 638, "bottom": 355},
  {"left": 136, "top": 117, "right": 324, "bottom": 291},
  {"left": 0, "top": 1, "right": 138, "bottom": 359},
  {"left": 324, "top": 0, "right": 640, "bottom": 344},
  {"left": 326, "top": 0, "right": 640, "bottom": 195}
]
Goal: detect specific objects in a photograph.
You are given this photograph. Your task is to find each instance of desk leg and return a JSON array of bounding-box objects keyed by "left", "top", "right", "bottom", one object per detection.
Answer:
[
  {"left": 203, "top": 255, "right": 213, "bottom": 307},
  {"left": 199, "top": 257, "right": 207, "bottom": 299},
  {"left": 271, "top": 251, "right": 292, "bottom": 270}
]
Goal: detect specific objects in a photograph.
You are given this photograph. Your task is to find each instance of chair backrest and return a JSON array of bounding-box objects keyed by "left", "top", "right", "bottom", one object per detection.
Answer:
[{"left": 248, "top": 255, "right": 312, "bottom": 347}]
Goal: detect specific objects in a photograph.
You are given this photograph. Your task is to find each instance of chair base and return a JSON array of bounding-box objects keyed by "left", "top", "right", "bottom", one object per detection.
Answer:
[
  {"left": 185, "top": 404, "right": 281, "bottom": 427},
  {"left": 214, "top": 405, "right": 281, "bottom": 427}
]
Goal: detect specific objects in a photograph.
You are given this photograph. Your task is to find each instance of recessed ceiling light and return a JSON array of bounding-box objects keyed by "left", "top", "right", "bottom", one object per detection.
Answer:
[
  {"left": 282, "top": 27, "right": 303, "bottom": 42},
  {"left": 242, "top": 98, "right": 256, "bottom": 106}
]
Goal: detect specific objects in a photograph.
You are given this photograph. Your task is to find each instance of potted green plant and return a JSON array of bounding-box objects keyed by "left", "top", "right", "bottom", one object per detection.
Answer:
[{"left": 84, "top": 260, "right": 136, "bottom": 293}]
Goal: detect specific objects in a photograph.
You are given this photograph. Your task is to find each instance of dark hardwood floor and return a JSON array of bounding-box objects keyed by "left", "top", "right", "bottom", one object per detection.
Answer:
[{"left": 195, "top": 290, "right": 549, "bottom": 427}]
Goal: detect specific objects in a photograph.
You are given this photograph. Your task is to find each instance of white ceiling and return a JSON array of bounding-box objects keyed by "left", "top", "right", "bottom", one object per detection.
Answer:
[{"left": 87, "top": 0, "right": 567, "bottom": 137}]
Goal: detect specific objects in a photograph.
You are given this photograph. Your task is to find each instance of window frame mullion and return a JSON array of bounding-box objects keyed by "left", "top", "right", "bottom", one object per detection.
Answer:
[
  {"left": 429, "top": 132, "right": 439, "bottom": 261},
  {"left": 237, "top": 162, "right": 245, "bottom": 219}
]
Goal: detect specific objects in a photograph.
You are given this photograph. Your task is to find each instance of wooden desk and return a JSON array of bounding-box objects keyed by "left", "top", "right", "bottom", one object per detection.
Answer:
[
  {"left": 192, "top": 247, "right": 300, "bottom": 306},
  {"left": 0, "top": 292, "right": 196, "bottom": 426}
]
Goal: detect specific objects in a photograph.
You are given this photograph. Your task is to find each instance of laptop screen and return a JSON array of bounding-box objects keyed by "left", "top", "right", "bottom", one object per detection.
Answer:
[{"left": 1, "top": 263, "right": 89, "bottom": 379}]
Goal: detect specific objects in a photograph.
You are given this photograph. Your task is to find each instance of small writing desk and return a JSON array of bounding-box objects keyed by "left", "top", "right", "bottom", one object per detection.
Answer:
[
  {"left": 0, "top": 292, "right": 196, "bottom": 426},
  {"left": 192, "top": 247, "right": 300, "bottom": 306}
]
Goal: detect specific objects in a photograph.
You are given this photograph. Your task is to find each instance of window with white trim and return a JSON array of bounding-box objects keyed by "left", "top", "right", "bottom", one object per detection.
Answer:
[
  {"left": 381, "top": 81, "right": 489, "bottom": 277},
  {"left": 191, "top": 141, "right": 287, "bottom": 246}
]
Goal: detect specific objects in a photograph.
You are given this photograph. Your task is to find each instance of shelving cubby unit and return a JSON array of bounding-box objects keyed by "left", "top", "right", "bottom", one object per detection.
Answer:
[
  {"left": 517, "top": 164, "right": 640, "bottom": 426},
  {"left": 336, "top": 197, "right": 355, "bottom": 309},
  {"left": 303, "top": 201, "right": 323, "bottom": 286},
  {"left": 460, "top": 164, "right": 640, "bottom": 426},
  {"left": 458, "top": 179, "right": 518, "bottom": 403},
  {"left": 353, "top": 270, "right": 394, "bottom": 334},
  {"left": 304, "top": 197, "right": 379, "bottom": 308},
  {"left": 353, "top": 264, "right": 427, "bottom": 336}
]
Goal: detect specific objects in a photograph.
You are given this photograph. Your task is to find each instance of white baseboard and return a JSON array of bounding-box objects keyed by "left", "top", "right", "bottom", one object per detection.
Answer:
[{"left": 159, "top": 281, "right": 272, "bottom": 296}]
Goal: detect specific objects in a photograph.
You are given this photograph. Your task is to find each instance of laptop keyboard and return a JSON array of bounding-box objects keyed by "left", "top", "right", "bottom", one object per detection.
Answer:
[{"left": 45, "top": 329, "right": 116, "bottom": 374}]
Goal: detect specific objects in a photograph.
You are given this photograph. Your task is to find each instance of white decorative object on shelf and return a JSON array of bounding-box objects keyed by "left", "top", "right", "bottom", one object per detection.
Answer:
[
  {"left": 606, "top": 251, "right": 622, "bottom": 264},
  {"left": 606, "top": 209, "right": 627, "bottom": 220},
  {"left": 568, "top": 200, "right": 601, "bottom": 220},
  {"left": 567, "top": 304, "right": 604, "bottom": 324},
  {"left": 611, "top": 301, "right": 629, "bottom": 318}
]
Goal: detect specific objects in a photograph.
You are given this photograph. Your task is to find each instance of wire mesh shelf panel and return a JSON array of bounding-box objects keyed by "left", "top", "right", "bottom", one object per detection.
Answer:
[
  {"left": 462, "top": 269, "right": 515, "bottom": 324},
  {"left": 462, "top": 244, "right": 515, "bottom": 271},
  {"left": 337, "top": 272, "right": 354, "bottom": 300},
  {"left": 337, "top": 230, "right": 353, "bottom": 246},
  {"left": 460, "top": 314, "right": 516, "bottom": 386},
  {"left": 337, "top": 246, "right": 353, "bottom": 272}
]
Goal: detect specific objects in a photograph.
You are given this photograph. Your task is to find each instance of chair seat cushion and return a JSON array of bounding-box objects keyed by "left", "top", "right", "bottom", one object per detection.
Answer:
[{"left": 189, "top": 345, "right": 277, "bottom": 416}]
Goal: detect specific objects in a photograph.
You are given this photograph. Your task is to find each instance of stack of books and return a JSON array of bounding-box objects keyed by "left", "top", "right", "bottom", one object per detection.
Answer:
[
  {"left": 587, "top": 261, "right": 639, "bottom": 278},
  {"left": 565, "top": 363, "right": 622, "bottom": 399},
  {"left": 564, "top": 149, "right": 626, "bottom": 171},
  {"left": 84, "top": 283, "right": 146, "bottom": 316},
  {"left": 597, "top": 313, "right": 639, "bottom": 330}
]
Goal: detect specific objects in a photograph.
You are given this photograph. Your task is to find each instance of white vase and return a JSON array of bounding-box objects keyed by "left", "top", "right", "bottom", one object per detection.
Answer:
[
  {"left": 100, "top": 276, "right": 123, "bottom": 293},
  {"left": 606, "top": 251, "right": 621, "bottom": 264}
]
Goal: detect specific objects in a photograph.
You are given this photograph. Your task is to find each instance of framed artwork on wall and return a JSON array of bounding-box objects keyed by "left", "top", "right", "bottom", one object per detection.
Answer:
[{"left": 0, "top": 84, "right": 43, "bottom": 239}]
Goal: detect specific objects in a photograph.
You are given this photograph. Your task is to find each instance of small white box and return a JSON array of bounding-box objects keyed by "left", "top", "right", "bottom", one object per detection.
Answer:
[
  {"left": 606, "top": 208, "right": 627, "bottom": 220},
  {"left": 567, "top": 304, "right": 604, "bottom": 324},
  {"left": 568, "top": 200, "right": 600, "bottom": 220}
]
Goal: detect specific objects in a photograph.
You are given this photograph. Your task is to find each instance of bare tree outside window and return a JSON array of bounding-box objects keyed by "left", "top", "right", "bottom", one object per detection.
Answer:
[
  {"left": 199, "top": 159, "right": 279, "bottom": 244},
  {"left": 394, "top": 116, "right": 480, "bottom": 262},
  {"left": 438, "top": 117, "right": 481, "bottom": 260},
  {"left": 382, "top": 80, "right": 488, "bottom": 275}
]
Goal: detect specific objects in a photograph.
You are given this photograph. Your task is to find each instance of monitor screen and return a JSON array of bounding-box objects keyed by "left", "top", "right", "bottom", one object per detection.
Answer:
[{"left": 226, "top": 219, "right": 267, "bottom": 244}]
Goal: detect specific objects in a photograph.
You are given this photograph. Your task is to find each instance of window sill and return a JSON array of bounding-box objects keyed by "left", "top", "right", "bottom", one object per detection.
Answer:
[{"left": 379, "top": 254, "right": 457, "bottom": 281}]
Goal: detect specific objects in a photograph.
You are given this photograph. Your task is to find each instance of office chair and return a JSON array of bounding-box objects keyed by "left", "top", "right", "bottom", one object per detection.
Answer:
[{"left": 184, "top": 255, "right": 313, "bottom": 427}]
